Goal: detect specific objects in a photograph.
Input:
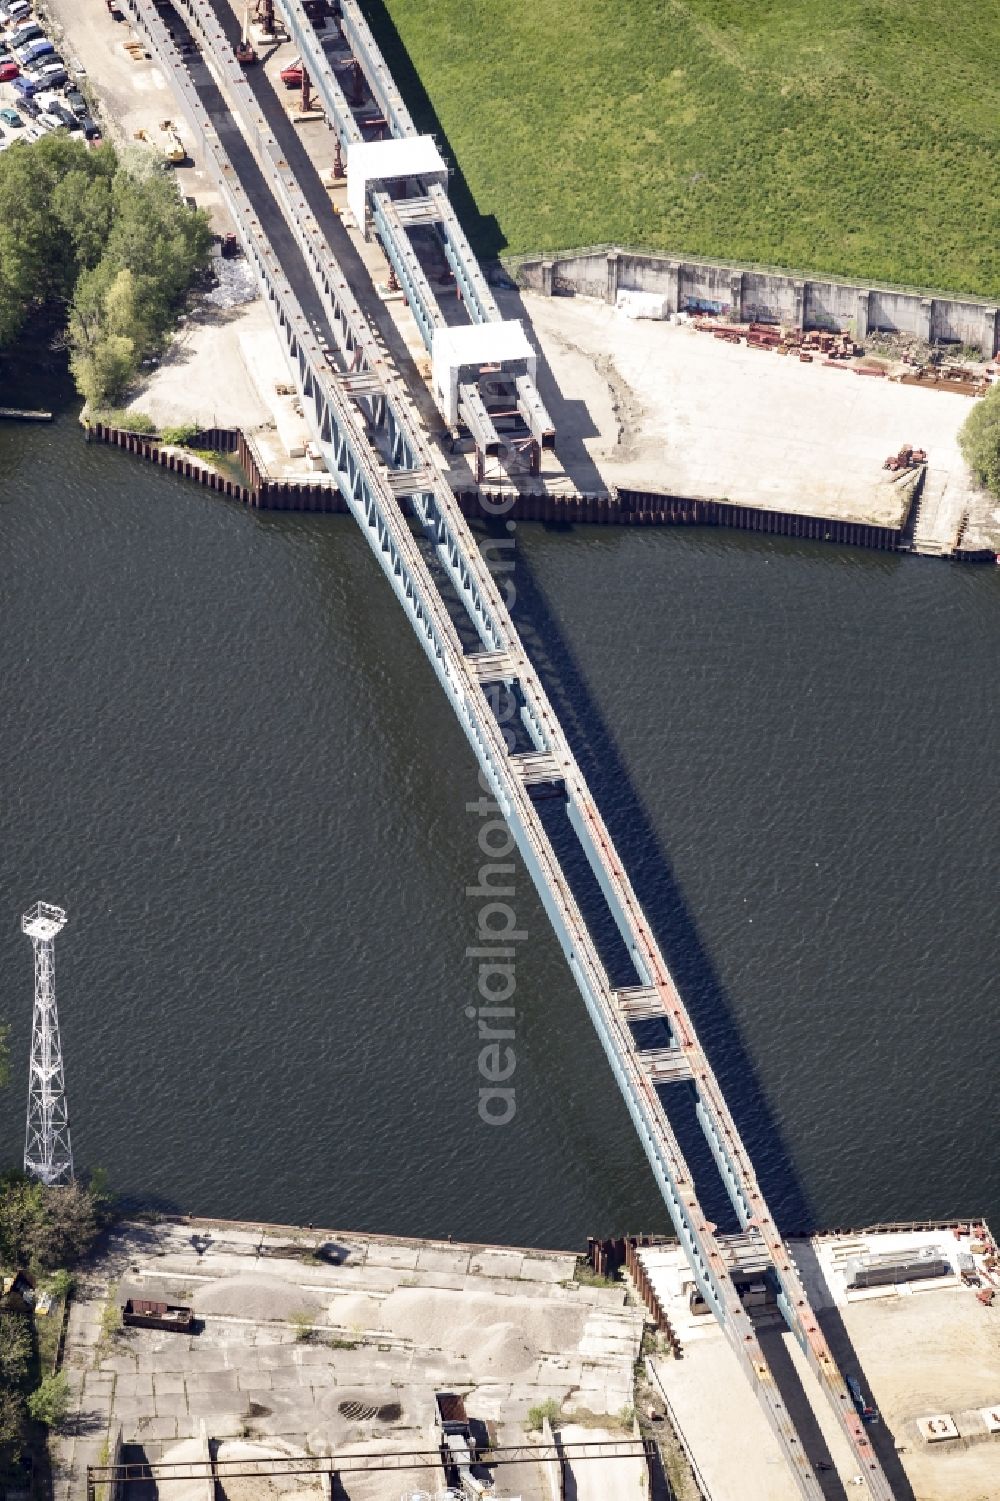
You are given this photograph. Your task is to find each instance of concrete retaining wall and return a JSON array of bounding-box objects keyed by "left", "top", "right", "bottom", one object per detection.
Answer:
[{"left": 518, "top": 247, "right": 1000, "bottom": 356}]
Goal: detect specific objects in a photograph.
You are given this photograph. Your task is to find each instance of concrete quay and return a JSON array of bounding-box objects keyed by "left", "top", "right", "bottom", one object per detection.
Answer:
[
  {"left": 37, "top": 0, "right": 1000, "bottom": 560},
  {"left": 501, "top": 289, "right": 1000, "bottom": 557},
  {"left": 52, "top": 1219, "right": 645, "bottom": 1501},
  {"left": 639, "top": 1222, "right": 1000, "bottom": 1501}
]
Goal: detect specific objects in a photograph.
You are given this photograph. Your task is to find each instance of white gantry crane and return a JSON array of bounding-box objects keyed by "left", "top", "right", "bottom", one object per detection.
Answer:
[{"left": 22, "top": 901, "right": 74, "bottom": 1186}]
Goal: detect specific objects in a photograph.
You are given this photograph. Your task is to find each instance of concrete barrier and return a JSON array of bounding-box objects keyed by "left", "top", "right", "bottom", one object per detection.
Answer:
[{"left": 506, "top": 245, "right": 1000, "bottom": 358}]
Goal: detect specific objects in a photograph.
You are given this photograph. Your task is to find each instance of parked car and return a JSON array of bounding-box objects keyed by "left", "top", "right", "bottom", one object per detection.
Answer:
[
  {"left": 36, "top": 108, "right": 62, "bottom": 129},
  {"left": 64, "top": 84, "right": 85, "bottom": 115},
  {"left": 17, "top": 93, "right": 40, "bottom": 116},
  {"left": 0, "top": 105, "right": 23, "bottom": 126},
  {"left": 15, "top": 38, "right": 53, "bottom": 65},
  {"left": 0, "top": 58, "right": 18, "bottom": 79},
  {"left": 27, "top": 61, "right": 66, "bottom": 86},
  {"left": 79, "top": 113, "right": 101, "bottom": 140},
  {"left": 47, "top": 99, "right": 75, "bottom": 128},
  {"left": 8, "top": 22, "right": 42, "bottom": 47},
  {"left": 12, "top": 72, "right": 38, "bottom": 96},
  {"left": 2, "top": 0, "right": 33, "bottom": 21}
]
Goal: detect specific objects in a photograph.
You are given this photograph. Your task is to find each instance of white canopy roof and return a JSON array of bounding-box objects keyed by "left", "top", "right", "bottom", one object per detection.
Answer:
[{"left": 346, "top": 136, "right": 448, "bottom": 227}]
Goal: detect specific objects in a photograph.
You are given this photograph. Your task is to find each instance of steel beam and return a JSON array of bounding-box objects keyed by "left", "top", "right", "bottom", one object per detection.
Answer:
[{"left": 278, "top": 2, "right": 361, "bottom": 152}]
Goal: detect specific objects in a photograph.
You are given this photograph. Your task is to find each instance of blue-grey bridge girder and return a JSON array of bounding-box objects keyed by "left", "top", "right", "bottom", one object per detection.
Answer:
[
  {"left": 277, "top": 0, "right": 363, "bottom": 153},
  {"left": 369, "top": 191, "right": 502, "bottom": 455},
  {"left": 337, "top": 0, "right": 416, "bottom": 141},
  {"left": 126, "top": 2, "right": 894, "bottom": 1496},
  {"left": 287, "top": 0, "right": 555, "bottom": 452}
]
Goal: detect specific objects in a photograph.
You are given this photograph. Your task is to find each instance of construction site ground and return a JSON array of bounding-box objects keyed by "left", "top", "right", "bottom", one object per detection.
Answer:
[
  {"left": 50, "top": 1219, "right": 644, "bottom": 1501},
  {"left": 40, "top": 0, "right": 1000, "bottom": 558},
  {"left": 639, "top": 1227, "right": 1000, "bottom": 1501}
]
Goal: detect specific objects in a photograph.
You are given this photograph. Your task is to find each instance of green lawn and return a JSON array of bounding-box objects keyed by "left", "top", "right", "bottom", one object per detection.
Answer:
[{"left": 370, "top": 0, "right": 1000, "bottom": 296}]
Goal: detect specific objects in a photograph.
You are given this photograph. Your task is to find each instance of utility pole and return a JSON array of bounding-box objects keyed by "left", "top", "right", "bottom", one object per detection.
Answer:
[{"left": 22, "top": 902, "right": 74, "bottom": 1186}]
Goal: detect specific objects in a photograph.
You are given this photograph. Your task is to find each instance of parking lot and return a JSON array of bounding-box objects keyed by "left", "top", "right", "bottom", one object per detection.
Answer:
[{"left": 0, "top": 0, "right": 103, "bottom": 149}]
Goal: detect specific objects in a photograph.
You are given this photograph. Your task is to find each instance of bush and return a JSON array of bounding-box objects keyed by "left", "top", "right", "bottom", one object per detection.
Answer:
[
  {"left": 99, "top": 1288, "right": 122, "bottom": 1345},
  {"left": 0, "top": 1389, "right": 27, "bottom": 1461},
  {"left": 289, "top": 1309, "right": 315, "bottom": 1343},
  {"left": 27, "top": 1372, "right": 71, "bottom": 1429},
  {"left": 94, "top": 409, "right": 157, "bottom": 435},
  {"left": 160, "top": 423, "right": 201, "bottom": 446},
  {"left": 526, "top": 1397, "right": 561, "bottom": 1431},
  {"left": 958, "top": 383, "right": 1000, "bottom": 495},
  {"left": 46, "top": 1269, "right": 76, "bottom": 1301}
]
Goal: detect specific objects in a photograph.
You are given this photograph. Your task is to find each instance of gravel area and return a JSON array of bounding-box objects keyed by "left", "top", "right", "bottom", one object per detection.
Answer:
[{"left": 193, "top": 1273, "right": 324, "bottom": 1322}]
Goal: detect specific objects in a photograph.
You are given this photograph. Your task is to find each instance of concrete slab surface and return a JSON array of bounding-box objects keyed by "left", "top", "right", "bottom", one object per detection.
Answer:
[
  {"left": 49, "top": 1220, "right": 643, "bottom": 1501},
  {"left": 639, "top": 1227, "right": 1000, "bottom": 1501},
  {"left": 507, "top": 290, "right": 993, "bottom": 531}
]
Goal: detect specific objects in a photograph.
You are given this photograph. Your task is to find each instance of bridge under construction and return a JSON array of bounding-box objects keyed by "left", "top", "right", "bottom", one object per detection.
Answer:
[{"left": 119, "top": 0, "right": 897, "bottom": 1493}]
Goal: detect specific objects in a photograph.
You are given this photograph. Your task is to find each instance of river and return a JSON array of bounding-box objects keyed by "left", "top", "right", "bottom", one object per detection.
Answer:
[{"left": 1, "top": 363, "right": 997, "bottom": 1250}]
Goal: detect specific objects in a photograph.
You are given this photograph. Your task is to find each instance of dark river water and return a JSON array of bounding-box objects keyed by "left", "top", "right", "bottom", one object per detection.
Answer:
[{"left": 1, "top": 365, "right": 998, "bottom": 1250}]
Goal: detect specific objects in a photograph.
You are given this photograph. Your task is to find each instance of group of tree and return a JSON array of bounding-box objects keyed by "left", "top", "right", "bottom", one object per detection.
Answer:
[{"left": 0, "top": 134, "right": 211, "bottom": 407}]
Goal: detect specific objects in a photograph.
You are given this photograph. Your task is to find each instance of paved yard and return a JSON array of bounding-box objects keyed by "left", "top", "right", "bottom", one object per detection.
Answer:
[{"left": 52, "top": 1219, "right": 644, "bottom": 1501}]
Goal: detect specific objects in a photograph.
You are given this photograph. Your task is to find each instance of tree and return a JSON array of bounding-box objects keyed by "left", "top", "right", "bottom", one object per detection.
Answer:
[
  {"left": 0, "top": 1177, "right": 99, "bottom": 1273},
  {"left": 0, "top": 1390, "right": 26, "bottom": 1462},
  {"left": 70, "top": 332, "right": 138, "bottom": 409},
  {"left": 959, "top": 383, "right": 1000, "bottom": 495},
  {"left": 27, "top": 1373, "right": 71, "bottom": 1429},
  {"left": 0, "top": 1312, "right": 31, "bottom": 1389},
  {"left": 0, "top": 135, "right": 114, "bottom": 343},
  {"left": 0, "top": 135, "right": 211, "bottom": 407}
]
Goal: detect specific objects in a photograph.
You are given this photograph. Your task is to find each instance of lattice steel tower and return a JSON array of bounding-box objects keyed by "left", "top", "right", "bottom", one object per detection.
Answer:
[{"left": 22, "top": 902, "right": 74, "bottom": 1186}]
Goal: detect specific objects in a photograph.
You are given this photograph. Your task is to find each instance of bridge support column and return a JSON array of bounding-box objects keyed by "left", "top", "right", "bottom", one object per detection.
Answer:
[
  {"left": 541, "top": 260, "right": 554, "bottom": 297},
  {"left": 729, "top": 270, "right": 744, "bottom": 322}
]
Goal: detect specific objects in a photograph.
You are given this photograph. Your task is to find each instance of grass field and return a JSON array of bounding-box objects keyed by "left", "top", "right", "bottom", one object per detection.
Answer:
[{"left": 368, "top": 0, "right": 1000, "bottom": 297}]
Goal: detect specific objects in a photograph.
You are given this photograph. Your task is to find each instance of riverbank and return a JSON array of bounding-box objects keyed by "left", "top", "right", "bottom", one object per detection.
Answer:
[
  {"left": 48, "top": 1215, "right": 1000, "bottom": 1501},
  {"left": 35, "top": 0, "right": 999, "bottom": 561}
]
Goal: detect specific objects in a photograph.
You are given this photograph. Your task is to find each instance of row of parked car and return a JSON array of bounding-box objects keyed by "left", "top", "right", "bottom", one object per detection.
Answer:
[{"left": 0, "top": 0, "right": 101, "bottom": 145}]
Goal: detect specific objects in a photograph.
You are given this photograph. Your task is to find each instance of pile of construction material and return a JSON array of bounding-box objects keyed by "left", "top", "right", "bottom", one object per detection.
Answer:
[
  {"left": 895, "top": 359, "right": 996, "bottom": 397},
  {"left": 883, "top": 443, "right": 927, "bottom": 472},
  {"left": 692, "top": 320, "right": 859, "bottom": 364}
]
